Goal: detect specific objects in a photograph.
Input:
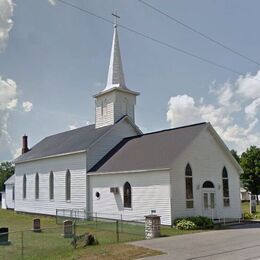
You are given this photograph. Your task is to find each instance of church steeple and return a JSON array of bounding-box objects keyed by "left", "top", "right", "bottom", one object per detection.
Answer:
[
  {"left": 105, "top": 21, "right": 126, "bottom": 90},
  {"left": 94, "top": 16, "right": 139, "bottom": 129}
]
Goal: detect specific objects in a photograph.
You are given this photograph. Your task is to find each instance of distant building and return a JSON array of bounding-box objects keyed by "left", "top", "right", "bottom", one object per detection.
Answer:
[{"left": 8, "top": 22, "right": 242, "bottom": 225}]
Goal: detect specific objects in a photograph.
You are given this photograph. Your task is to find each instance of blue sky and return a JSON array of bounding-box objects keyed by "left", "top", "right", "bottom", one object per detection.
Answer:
[{"left": 0, "top": 0, "right": 259, "bottom": 161}]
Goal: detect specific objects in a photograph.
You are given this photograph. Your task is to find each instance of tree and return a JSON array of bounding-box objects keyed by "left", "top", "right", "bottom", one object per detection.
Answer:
[
  {"left": 230, "top": 149, "right": 240, "bottom": 163},
  {"left": 0, "top": 161, "right": 14, "bottom": 191},
  {"left": 240, "top": 146, "right": 260, "bottom": 197}
]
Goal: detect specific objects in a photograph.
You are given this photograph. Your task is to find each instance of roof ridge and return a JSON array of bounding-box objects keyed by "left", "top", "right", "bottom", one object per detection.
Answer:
[{"left": 125, "top": 122, "right": 207, "bottom": 139}]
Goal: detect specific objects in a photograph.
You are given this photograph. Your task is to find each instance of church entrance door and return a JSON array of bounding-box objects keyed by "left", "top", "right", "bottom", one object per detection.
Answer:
[{"left": 202, "top": 181, "right": 216, "bottom": 219}]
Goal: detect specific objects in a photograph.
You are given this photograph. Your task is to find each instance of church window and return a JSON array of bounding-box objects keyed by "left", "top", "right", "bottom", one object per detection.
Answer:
[
  {"left": 23, "top": 174, "right": 27, "bottom": 199},
  {"left": 49, "top": 171, "right": 54, "bottom": 200},
  {"left": 35, "top": 173, "right": 39, "bottom": 199},
  {"left": 123, "top": 182, "right": 132, "bottom": 208},
  {"left": 12, "top": 185, "right": 15, "bottom": 201},
  {"left": 222, "top": 167, "right": 230, "bottom": 207},
  {"left": 185, "top": 164, "right": 194, "bottom": 208},
  {"left": 66, "top": 170, "right": 71, "bottom": 201},
  {"left": 95, "top": 192, "right": 100, "bottom": 199}
]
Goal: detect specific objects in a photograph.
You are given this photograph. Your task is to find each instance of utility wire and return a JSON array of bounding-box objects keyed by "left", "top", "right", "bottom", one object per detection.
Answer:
[
  {"left": 138, "top": 0, "right": 260, "bottom": 67},
  {"left": 56, "top": 0, "right": 260, "bottom": 81}
]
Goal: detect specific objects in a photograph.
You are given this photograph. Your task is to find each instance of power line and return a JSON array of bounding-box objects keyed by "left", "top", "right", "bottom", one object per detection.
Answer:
[
  {"left": 55, "top": 0, "right": 259, "bottom": 80},
  {"left": 138, "top": 0, "right": 260, "bottom": 67}
]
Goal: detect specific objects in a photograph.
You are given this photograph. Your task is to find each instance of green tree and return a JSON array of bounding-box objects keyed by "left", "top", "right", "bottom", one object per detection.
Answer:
[
  {"left": 230, "top": 149, "right": 240, "bottom": 163},
  {"left": 240, "top": 146, "right": 260, "bottom": 197},
  {"left": 0, "top": 161, "right": 14, "bottom": 191}
]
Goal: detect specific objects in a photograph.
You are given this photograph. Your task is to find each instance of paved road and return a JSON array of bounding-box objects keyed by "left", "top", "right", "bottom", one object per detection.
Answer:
[{"left": 131, "top": 223, "right": 260, "bottom": 260}]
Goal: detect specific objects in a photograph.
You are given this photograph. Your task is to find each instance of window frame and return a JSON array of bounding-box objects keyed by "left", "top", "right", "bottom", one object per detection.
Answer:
[
  {"left": 23, "top": 174, "right": 27, "bottom": 199},
  {"left": 35, "top": 173, "right": 39, "bottom": 200},
  {"left": 49, "top": 171, "right": 54, "bottom": 201},
  {"left": 222, "top": 166, "right": 230, "bottom": 207},
  {"left": 123, "top": 182, "right": 132, "bottom": 209},
  {"left": 65, "top": 170, "right": 71, "bottom": 202},
  {"left": 185, "top": 163, "right": 194, "bottom": 209}
]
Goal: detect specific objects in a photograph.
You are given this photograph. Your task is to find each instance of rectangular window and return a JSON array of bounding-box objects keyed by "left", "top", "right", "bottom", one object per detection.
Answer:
[
  {"left": 186, "top": 200, "right": 194, "bottom": 208},
  {"left": 223, "top": 179, "right": 229, "bottom": 198},
  {"left": 12, "top": 186, "right": 15, "bottom": 201}
]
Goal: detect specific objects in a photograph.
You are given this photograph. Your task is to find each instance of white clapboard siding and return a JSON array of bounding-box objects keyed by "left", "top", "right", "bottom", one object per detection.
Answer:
[
  {"left": 87, "top": 119, "right": 138, "bottom": 171},
  {"left": 5, "top": 184, "right": 15, "bottom": 209},
  {"left": 89, "top": 170, "right": 172, "bottom": 225},
  {"left": 15, "top": 153, "right": 86, "bottom": 215},
  {"left": 171, "top": 127, "right": 241, "bottom": 220}
]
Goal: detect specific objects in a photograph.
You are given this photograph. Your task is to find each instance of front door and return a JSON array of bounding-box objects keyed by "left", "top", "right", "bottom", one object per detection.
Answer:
[{"left": 202, "top": 181, "right": 216, "bottom": 219}]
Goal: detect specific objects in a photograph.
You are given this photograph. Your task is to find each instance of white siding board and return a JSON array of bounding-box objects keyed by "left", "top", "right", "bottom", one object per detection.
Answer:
[
  {"left": 5, "top": 184, "right": 14, "bottom": 209},
  {"left": 15, "top": 153, "right": 86, "bottom": 215},
  {"left": 89, "top": 171, "right": 172, "bottom": 225},
  {"left": 171, "top": 128, "right": 241, "bottom": 220}
]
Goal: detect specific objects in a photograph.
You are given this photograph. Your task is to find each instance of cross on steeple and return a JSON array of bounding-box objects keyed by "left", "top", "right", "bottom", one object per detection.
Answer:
[{"left": 112, "top": 12, "right": 120, "bottom": 28}]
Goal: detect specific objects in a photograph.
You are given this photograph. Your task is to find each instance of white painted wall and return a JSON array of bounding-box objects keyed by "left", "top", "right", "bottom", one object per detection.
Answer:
[
  {"left": 87, "top": 119, "right": 139, "bottom": 171},
  {"left": 1, "top": 192, "right": 6, "bottom": 209},
  {"left": 5, "top": 184, "right": 14, "bottom": 209},
  {"left": 14, "top": 153, "right": 87, "bottom": 215},
  {"left": 171, "top": 127, "right": 241, "bottom": 220},
  {"left": 95, "top": 90, "right": 136, "bottom": 128},
  {"left": 89, "top": 170, "right": 172, "bottom": 225}
]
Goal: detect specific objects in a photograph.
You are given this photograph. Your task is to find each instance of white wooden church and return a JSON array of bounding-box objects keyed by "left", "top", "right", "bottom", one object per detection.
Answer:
[{"left": 5, "top": 23, "right": 242, "bottom": 225}]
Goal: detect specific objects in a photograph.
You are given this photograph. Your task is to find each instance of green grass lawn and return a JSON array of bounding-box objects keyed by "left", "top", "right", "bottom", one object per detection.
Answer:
[
  {"left": 241, "top": 201, "right": 260, "bottom": 218},
  {"left": 0, "top": 210, "right": 200, "bottom": 260}
]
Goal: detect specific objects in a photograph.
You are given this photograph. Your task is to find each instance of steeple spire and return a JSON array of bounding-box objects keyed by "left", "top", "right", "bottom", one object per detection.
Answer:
[{"left": 104, "top": 13, "right": 127, "bottom": 91}]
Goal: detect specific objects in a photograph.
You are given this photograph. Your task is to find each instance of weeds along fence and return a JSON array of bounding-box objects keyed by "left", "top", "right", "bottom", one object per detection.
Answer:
[{"left": 0, "top": 219, "right": 145, "bottom": 259}]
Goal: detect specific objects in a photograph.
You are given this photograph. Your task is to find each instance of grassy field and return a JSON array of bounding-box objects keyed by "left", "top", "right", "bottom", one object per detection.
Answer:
[
  {"left": 241, "top": 201, "right": 260, "bottom": 218},
  {"left": 0, "top": 209, "right": 199, "bottom": 259}
]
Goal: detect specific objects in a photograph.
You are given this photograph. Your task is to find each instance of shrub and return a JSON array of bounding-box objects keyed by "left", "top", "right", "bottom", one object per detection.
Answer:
[
  {"left": 174, "top": 216, "right": 213, "bottom": 229},
  {"left": 243, "top": 212, "right": 254, "bottom": 219},
  {"left": 176, "top": 220, "right": 197, "bottom": 230}
]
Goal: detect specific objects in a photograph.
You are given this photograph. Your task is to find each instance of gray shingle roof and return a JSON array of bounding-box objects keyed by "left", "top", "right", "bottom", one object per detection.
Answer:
[
  {"left": 15, "top": 124, "right": 113, "bottom": 163},
  {"left": 4, "top": 174, "right": 15, "bottom": 185},
  {"left": 89, "top": 122, "right": 207, "bottom": 173}
]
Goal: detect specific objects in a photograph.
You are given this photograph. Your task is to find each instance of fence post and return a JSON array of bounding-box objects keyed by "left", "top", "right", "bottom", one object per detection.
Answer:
[
  {"left": 21, "top": 231, "right": 24, "bottom": 259},
  {"left": 73, "top": 221, "right": 76, "bottom": 236},
  {"left": 116, "top": 220, "right": 119, "bottom": 243},
  {"left": 120, "top": 214, "right": 123, "bottom": 232},
  {"left": 56, "top": 209, "right": 58, "bottom": 224},
  {"left": 95, "top": 212, "right": 98, "bottom": 230}
]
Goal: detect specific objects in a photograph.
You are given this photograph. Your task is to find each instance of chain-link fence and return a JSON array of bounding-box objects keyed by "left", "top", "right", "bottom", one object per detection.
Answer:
[{"left": 0, "top": 218, "right": 145, "bottom": 259}]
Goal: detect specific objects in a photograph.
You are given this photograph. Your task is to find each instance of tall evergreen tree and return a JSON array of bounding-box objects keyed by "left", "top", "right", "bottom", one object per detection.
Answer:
[{"left": 0, "top": 161, "right": 14, "bottom": 191}]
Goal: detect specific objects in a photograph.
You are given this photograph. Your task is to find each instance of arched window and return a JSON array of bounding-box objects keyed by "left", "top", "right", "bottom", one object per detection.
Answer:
[
  {"left": 65, "top": 170, "right": 71, "bottom": 201},
  {"left": 202, "top": 181, "right": 214, "bottom": 188},
  {"left": 23, "top": 174, "right": 26, "bottom": 199},
  {"left": 185, "top": 164, "right": 193, "bottom": 208},
  {"left": 222, "top": 167, "right": 230, "bottom": 207},
  {"left": 35, "top": 173, "right": 39, "bottom": 199},
  {"left": 12, "top": 185, "right": 15, "bottom": 201},
  {"left": 49, "top": 171, "right": 54, "bottom": 200},
  {"left": 123, "top": 182, "right": 131, "bottom": 208}
]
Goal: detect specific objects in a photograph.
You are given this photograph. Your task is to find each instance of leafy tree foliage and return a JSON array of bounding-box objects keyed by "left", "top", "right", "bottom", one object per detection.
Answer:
[
  {"left": 0, "top": 161, "right": 14, "bottom": 191},
  {"left": 230, "top": 149, "right": 240, "bottom": 163},
  {"left": 240, "top": 146, "right": 260, "bottom": 195}
]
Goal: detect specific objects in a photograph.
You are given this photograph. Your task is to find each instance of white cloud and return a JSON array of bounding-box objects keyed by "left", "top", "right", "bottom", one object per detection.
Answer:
[
  {"left": 48, "top": 0, "right": 56, "bottom": 6},
  {"left": 0, "top": 77, "right": 18, "bottom": 159},
  {"left": 0, "top": 0, "right": 14, "bottom": 53},
  {"left": 22, "top": 101, "right": 33, "bottom": 112},
  {"left": 167, "top": 71, "right": 260, "bottom": 154}
]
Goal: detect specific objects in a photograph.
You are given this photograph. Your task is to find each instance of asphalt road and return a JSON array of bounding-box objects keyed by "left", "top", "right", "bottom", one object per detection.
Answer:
[{"left": 131, "top": 223, "right": 260, "bottom": 260}]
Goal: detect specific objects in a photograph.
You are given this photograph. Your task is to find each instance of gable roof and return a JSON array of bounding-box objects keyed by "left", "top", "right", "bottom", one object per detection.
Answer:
[
  {"left": 14, "top": 124, "right": 113, "bottom": 163},
  {"left": 4, "top": 174, "right": 15, "bottom": 185},
  {"left": 89, "top": 122, "right": 207, "bottom": 173}
]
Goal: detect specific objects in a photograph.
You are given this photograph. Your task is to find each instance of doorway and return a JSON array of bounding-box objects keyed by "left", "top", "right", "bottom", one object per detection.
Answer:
[{"left": 202, "top": 181, "right": 215, "bottom": 219}]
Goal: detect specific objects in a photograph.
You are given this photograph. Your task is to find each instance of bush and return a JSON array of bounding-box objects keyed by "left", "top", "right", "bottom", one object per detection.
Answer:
[
  {"left": 174, "top": 216, "right": 213, "bottom": 229},
  {"left": 243, "top": 212, "right": 254, "bottom": 219},
  {"left": 176, "top": 220, "right": 197, "bottom": 230}
]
